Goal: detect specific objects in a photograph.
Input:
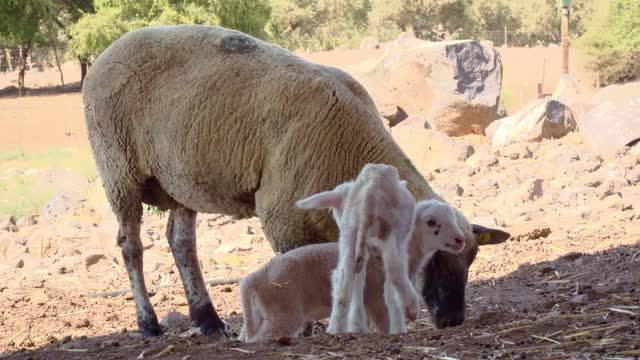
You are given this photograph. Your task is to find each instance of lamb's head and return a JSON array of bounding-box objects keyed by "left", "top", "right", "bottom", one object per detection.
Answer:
[
  {"left": 414, "top": 200, "right": 465, "bottom": 254},
  {"left": 417, "top": 202, "right": 511, "bottom": 330}
]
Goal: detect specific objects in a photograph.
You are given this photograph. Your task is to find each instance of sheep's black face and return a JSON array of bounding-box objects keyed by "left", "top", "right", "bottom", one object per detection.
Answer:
[{"left": 421, "top": 250, "right": 468, "bottom": 329}]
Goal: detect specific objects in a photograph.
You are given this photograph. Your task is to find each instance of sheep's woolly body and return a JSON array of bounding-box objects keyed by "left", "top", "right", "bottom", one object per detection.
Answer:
[
  {"left": 83, "top": 25, "right": 436, "bottom": 252},
  {"left": 83, "top": 24, "right": 476, "bottom": 336}
]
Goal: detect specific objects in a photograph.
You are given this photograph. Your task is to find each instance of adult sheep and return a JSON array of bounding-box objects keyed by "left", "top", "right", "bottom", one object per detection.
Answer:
[{"left": 83, "top": 25, "right": 510, "bottom": 338}]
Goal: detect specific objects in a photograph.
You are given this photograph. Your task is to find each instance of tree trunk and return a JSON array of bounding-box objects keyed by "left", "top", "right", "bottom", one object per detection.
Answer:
[
  {"left": 5, "top": 48, "right": 13, "bottom": 72},
  {"left": 79, "top": 57, "right": 88, "bottom": 88},
  {"left": 18, "top": 43, "right": 31, "bottom": 97},
  {"left": 49, "top": 30, "right": 64, "bottom": 86}
]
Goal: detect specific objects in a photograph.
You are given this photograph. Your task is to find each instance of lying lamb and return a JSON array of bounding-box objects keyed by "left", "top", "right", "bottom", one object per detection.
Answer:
[{"left": 238, "top": 198, "right": 466, "bottom": 342}]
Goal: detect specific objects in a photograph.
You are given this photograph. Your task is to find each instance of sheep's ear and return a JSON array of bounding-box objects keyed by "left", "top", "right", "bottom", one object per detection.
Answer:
[
  {"left": 296, "top": 190, "right": 345, "bottom": 210},
  {"left": 472, "top": 224, "right": 511, "bottom": 246}
]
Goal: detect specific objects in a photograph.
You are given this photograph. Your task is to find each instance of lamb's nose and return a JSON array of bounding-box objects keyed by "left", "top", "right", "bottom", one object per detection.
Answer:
[{"left": 454, "top": 238, "right": 464, "bottom": 246}]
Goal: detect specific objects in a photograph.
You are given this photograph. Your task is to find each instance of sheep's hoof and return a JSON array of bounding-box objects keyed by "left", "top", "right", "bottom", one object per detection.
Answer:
[
  {"left": 200, "top": 322, "right": 227, "bottom": 338},
  {"left": 190, "top": 304, "right": 227, "bottom": 337},
  {"left": 138, "top": 320, "right": 164, "bottom": 338}
]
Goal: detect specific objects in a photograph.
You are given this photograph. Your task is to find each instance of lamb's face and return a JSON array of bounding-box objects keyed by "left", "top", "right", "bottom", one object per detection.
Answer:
[{"left": 415, "top": 200, "right": 465, "bottom": 254}]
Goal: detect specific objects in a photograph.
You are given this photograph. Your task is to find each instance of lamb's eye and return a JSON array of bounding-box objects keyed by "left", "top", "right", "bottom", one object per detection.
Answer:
[{"left": 426, "top": 219, "right": 437, "bottom": 227}]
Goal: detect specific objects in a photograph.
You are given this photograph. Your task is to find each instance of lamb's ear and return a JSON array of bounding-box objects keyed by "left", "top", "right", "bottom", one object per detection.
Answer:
[
  {"left": 296, "top": 190, "right": 345, "bottom": 210},
  {"left": 472, "top": 224, "right": 511, "bottom": 246}
]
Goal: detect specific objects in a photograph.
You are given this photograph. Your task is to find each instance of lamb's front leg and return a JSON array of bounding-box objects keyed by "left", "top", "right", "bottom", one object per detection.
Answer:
[
  {"left": 383, "top": 280, "right": 406, "bottom": 334},
  {"left": 327, "top": 261, "right": 353, "bottom": 334},
  {"left": 166, "top": 208, "right": 226, "bottom": 336},
  {"left": 381, "top": 242, "right": 420, "bottom": 323}
]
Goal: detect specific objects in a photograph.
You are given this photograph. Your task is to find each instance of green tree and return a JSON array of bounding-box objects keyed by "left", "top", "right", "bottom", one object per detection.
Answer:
[
  {"left": 467, "top": 0, "right": 519, "bottom": 45},
  {"left": 578, "top": 0, "right": 640, "bottom": 84},
  {"left": 0, "top": 0, "right": 54, "bottom": 95},
  {"left": 212, "top": 0, "right": 272, "bottom": 38},
  {"left": 67, "top": 0, "right": 271, "bottom": 69}
]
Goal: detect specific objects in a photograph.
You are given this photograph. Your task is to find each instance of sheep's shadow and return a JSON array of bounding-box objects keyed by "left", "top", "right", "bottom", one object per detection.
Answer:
[{"left": 2, "top": 240, "right": 639, "bottom": 359}]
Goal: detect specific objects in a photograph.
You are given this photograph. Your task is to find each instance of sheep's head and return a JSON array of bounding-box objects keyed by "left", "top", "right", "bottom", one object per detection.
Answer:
[{"left": 419, "top": 206, "right": 511, "bottom": 329}]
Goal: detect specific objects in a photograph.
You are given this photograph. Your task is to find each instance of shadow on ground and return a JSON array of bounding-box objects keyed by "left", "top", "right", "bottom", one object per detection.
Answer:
[{"left": 0, "top": 82, "right": 82, "bottom": 99}]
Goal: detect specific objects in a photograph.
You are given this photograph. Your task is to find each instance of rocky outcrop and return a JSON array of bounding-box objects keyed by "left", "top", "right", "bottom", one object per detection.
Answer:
[
  {"left": 356, "top": 38, "right": 502, "bottom": 136},
  {"left": 490, "top": 98, "right": 577, "bottom": 148},
  {"left": 579, "top": 82, "right": 640, "bottom": 159}
]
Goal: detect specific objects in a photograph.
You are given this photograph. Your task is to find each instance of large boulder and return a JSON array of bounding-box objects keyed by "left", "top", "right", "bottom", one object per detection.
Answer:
[
  {"left": 357, "top": 39, "right": 502, "bottom": 136},
  {"left": 491, "top": 98, "right": 577, "bottom": 148},
  {"left": 392, "top": 128, "right": 475, "bottom": 173},
  {"left": 579, "top": 82, "right": 640, "bottom": 159}
]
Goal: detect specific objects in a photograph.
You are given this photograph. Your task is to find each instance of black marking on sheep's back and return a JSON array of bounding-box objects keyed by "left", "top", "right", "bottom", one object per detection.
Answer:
[{"left": 221, "top": 35, "right": 258, "bottom": 54}]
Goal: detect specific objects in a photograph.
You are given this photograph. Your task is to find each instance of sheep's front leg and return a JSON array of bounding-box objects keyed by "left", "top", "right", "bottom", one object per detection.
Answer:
[
  {"left": 347, "top": 253, "right": 369, "bottom": 333},
  {"left": 166, "top": 208, "right": 226, "bottom": 336}
]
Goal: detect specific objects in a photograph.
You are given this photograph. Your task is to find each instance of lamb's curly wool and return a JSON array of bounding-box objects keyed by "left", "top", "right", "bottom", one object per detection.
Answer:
[{"left": 82, "top": 24, "right": 487, "bottom": 337}]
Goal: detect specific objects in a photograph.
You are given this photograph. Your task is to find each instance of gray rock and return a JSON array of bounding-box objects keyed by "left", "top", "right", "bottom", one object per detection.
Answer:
[
  {"left": 496, "top": 143, "right": 533, "bottom": 160},
  {"left": 393, "top": 115, "right": 431, "bottom": 130},
  {"left": 84, "top": 253, "right": 107, "bottom": 268},
  {"left": 596, "top": 177, "right": 629, "bottom": 199},
  {"left": 16, "top": 215, "right": 38, "bottom": 227},
  {"left": 161, "top": 311, "right": 190, "bottom": 330},
  {"left": 0, "top": 216, "right": 18, "bottom": 232},
  {"left": 579, "top": 82, "right": 640, "bottom": 159},
  {"left": 626, "top": 167, "right": 640, "bottom": 185},
  {"left": 492, "top": 98, "right": 577, "bottom": 148},
  {"left": 620, "top": 186, "right": 640, "bottom": 210},
  {"left": 521, "top": 178, "right": 544, "bottom": 202},
  {"left": 380, "top": 105, "right": 409, "bottom": 128},
  {"left": 485, "top": 118, "right": 502, "bottom": 140}
]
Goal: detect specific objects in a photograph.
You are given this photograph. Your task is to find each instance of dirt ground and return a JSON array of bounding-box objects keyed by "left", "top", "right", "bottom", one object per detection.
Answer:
[{"left": 1, "top": 44, "right": 639, "bottom": 360}]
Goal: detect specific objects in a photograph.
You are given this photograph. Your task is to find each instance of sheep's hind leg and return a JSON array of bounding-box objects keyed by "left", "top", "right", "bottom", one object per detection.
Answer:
[
  {"left": 117, "top": 214, "right": 162, "bottom": 337},
  {"left": 166, "top": 208, "right": 226, "bottom": 336}
]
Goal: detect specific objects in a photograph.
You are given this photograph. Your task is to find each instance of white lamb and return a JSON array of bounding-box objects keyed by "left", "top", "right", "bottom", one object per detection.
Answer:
[
  {"left": 238, "top": 198, "right": 466, "bottom": 342},
  {"left": 302, "top": 163, "right": 418, "bottom": 335}
]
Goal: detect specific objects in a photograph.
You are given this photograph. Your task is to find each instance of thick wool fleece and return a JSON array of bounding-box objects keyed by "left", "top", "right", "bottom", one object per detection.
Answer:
[{"left": 83, "top": 25, "right": 457, "bottom": 253}]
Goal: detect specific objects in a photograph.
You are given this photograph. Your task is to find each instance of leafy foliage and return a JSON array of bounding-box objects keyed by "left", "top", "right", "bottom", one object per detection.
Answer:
[
  {"left": 578, "top": 0, "right": 640, "bottom": 84},
  {"left": 3, "top": 0, "right": 639, "bottom": 88},
  {"left": 0, "top": 0, "right": 53, "bottom": 46},
  {"left": 67, "top": 0, "right": 274, "bottom": 59}
]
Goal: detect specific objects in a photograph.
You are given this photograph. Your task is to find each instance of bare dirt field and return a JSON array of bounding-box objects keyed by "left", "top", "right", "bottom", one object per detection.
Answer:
[{"left": 1, "top": 45, "right": 639, "bottom": 360}]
